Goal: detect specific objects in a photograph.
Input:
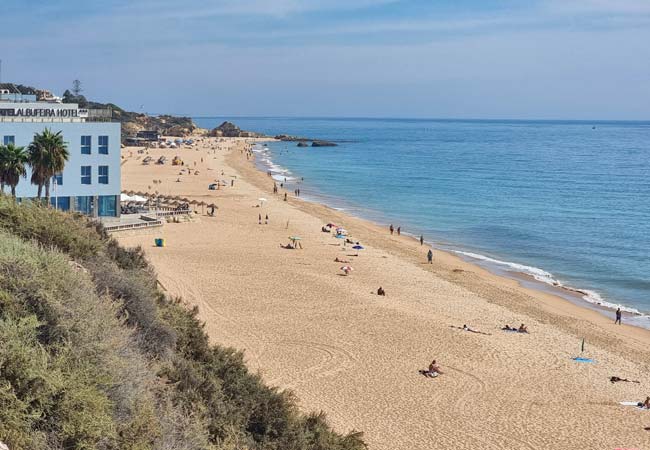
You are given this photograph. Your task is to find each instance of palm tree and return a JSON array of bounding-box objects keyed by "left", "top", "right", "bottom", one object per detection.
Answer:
[
  {"left": 0, "top": 143, "right": 29, "bottom": 198},
  {"left": 28, "top": 129, "right": 69, "bottom": 203}
]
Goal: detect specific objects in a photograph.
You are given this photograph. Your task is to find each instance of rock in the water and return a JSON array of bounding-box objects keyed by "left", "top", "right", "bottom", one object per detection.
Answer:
[
  {"left": 296, "top": 142, "right": 309, "bottom": 147},
  {"left": 311, "top": 140, "right": 337, "bottom": 147},
  {"left": 275, "top": 134, "right": 310, "bottom": 142}
]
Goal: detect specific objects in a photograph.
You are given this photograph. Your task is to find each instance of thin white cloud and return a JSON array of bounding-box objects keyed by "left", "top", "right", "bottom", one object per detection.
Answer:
[
  {"left": 114, "top": 0, "right": 400, "bottom": 20},
  {"left": 544, "top": 0, "right": 650, "bottom": 15}
]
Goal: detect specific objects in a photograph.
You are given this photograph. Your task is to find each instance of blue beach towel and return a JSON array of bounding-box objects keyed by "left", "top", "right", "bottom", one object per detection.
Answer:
[{"left": 571, "top": 357, "right": 595, "bottom": 363}]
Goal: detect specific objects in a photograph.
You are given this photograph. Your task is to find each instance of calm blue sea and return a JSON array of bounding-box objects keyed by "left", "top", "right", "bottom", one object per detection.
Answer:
[{"left": 194, "top": 117, "right": 650, "bottom": 324}]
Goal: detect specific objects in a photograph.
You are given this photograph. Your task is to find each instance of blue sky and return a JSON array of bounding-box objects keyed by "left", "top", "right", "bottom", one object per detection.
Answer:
[{"left": 2, "top": 0, "right": 650, "bottom": 119}]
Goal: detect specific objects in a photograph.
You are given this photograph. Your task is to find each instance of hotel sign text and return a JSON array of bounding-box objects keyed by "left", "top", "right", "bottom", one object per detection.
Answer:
[{"left": 0, "top": 108, "right": 87, "bottom": 118}]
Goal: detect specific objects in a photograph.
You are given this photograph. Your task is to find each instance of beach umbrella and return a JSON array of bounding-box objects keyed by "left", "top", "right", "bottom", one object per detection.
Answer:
[
  {"left": 352, "top": 244, "right": 364, "bottom": 256},
  {"left": 259, "top": 197, "right": 267, "bottom": 204},
  {"left": 326, "top": 223, "right": 338, "bottom": 228},
  {"left": 340, "top": 265, "right": 353, "bottom": 275},
  {"left": 289, "top": 236, "right": 301, "bottom": 241}
]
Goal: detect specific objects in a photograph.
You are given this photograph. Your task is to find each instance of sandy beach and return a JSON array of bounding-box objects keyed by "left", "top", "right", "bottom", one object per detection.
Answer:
[{"left": 117, "top": 137, "right": 650, "bottom": 450}]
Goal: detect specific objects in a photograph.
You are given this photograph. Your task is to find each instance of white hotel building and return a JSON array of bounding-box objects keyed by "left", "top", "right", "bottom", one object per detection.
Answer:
[{"left": 0, "top": 94, "right": 121, "bottom": 217}]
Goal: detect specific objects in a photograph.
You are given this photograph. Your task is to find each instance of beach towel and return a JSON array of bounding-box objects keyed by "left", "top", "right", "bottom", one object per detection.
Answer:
[
  {"left": 619, "top": 401, "right": 649, "bottom": 410},
  {"left": 571, "top": 357, "right": 595, "bottom": 363}
]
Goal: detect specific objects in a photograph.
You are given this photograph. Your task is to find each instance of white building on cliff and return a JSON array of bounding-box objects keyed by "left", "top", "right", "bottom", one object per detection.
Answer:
[{"left": 0, "top": 95, "right": 121, "bottom": 217}]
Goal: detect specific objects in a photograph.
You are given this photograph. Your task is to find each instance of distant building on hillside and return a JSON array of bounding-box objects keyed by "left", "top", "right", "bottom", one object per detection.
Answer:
[
  {"left": 136, "top": 130, "right": 160, "bottom": 141},
  {"left": 0, "top": 97, "right": 121, "bottom": 217}
]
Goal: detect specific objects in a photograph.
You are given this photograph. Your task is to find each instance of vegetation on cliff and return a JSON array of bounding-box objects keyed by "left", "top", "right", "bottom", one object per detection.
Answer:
[{"left": 0, "top": 196, "right": 365, "bottom": 450}]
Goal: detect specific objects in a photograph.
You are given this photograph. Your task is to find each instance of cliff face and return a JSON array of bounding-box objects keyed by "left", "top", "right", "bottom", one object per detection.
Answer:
[{"left": 115, "top": 111, "right": 197, "bottom": 140}]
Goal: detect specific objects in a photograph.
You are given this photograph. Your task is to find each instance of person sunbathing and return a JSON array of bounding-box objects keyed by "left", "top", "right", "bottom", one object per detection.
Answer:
[
  {"left": 280, "top": 243, "right": 294, "bottom": 249},
  {"left": 642, "top": 397, "right": 650, "bottom": 409},
  {"left": 518, "top": 324, "right": 528, "bottom": 333},
  {"left": 502, "top": 324, "right": 515, "bottom": 331},
  {"left": 610, "top": 376, "right": 640, "bottom": 384},
  {"left": 377, "top": 287, "right": 386, "bottom": 296},
  {"left": 334, "top": 257, "right": 350, "bottom": 263},
  {"left": 453, "top": 325, "right": 491, "bottom": 335},
  {"left": 423, "top": 360, "right": 443, "bottom": 377}
]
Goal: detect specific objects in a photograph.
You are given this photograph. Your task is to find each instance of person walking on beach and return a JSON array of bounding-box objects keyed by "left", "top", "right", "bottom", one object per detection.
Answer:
[
  {"left": 615, "top": 307, "right": 622, "bottom": 325},
  {"left": 258, "top": 213, "right": 262, "bottom": 225},
  {"left": 420, "top": 235, "right": 424, "bottom": 246},
  {"left": 265, "top": 214, "right": 269, "bottom": 225},
  {"left": 390, "top": 224, "right": 394, "bottom": 235},
  {"left": 284, "top": 193, "right": 287, "bottom": 201},
  {"left": 397, "top": 226, "right": 401, "bottom": 236},
  {"left": 427, "top": 249, "right": 433, "bottom": 264}
]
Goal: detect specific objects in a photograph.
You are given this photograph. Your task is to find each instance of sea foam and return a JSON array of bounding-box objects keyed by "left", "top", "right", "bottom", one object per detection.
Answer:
[{"left": 453, "top": 250, "right": 644, "bottom": 316}]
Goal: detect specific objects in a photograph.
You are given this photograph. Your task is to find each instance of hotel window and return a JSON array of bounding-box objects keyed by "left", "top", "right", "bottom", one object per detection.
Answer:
[
  {"left": 81, "top": 135, "right": 91, "bottom": 154},
  {"left": 98, "top": 165, "right": 109, "bottom": 184},
  {"left": 98, "top": 195, "right": 117, "bottom": 217},
  {"left": 76, "top": 196, "right": 92, "bottom": 215},
  {"left": 3, "top": 136, "right": 15, "bottom": 145},
  {"left": 53, "top": 172, "right": 63, "bottom": 186},
  {"left": 98, "top": 136, "right": 109, "bottom": 154},
  {"left": 81, "top": 166, "right": 91, "bottom": 185}
]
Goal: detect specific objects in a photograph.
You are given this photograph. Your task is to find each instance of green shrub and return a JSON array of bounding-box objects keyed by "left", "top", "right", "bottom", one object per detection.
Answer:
[{"left": 0, "top": 197, "right": 365, "bottom": 450}]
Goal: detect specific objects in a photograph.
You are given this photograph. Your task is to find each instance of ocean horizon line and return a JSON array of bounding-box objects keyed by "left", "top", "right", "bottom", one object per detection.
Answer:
[{"left": 153, "top": 114, "right": 650, "bottom": 124}]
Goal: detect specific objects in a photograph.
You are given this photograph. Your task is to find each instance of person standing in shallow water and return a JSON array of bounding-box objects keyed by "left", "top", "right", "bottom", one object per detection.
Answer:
[
  {"left": 420, "top": 235, "right": 424, "bottom": 246},
  {"left": 390, "top": 224, "right": 394, "bottom": 235},
  {"left": 397, "top": 227, "right": 401, "bottom": 236},
  {"left": 427, "top": 249, "right": 433, "bottom": 264},
  {"left": 615, "top": 307, "right": 622, "bottom": 325}
]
